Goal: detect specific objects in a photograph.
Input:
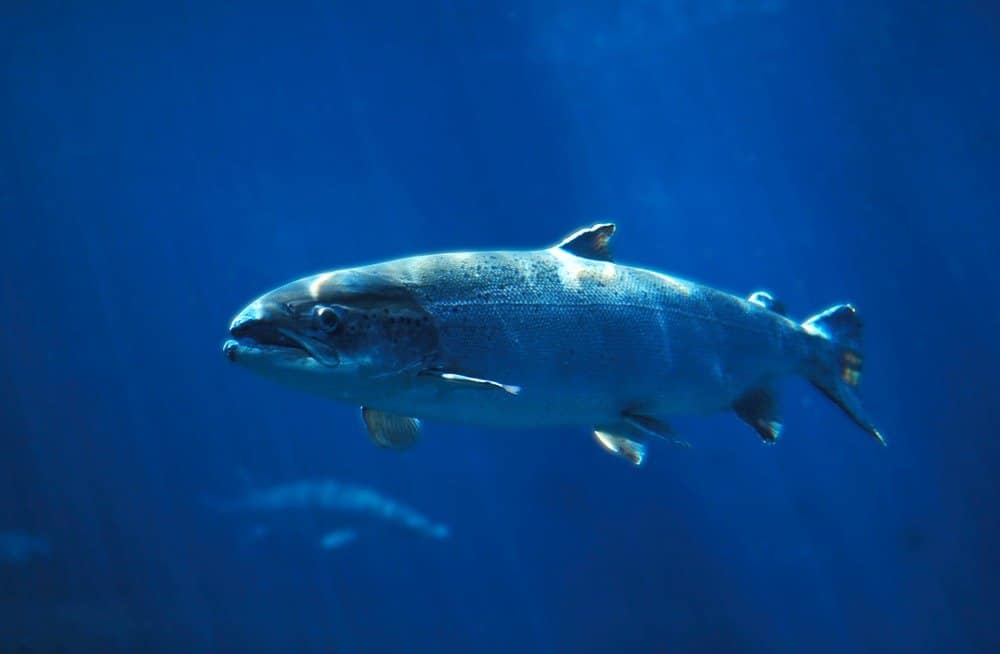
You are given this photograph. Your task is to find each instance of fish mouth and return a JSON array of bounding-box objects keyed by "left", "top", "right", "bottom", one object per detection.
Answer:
[
  {"left": 276, "top": 328, "right": 340, "bottom": 367},
  {"left": 228, "top": 319, "right": 306, "bottom": 352},
  {"left": 222, "top": 336, "right": 305, "bottom": 362},
  {"left": 224, "top": 320, "right": 340, "bottom": 368}
]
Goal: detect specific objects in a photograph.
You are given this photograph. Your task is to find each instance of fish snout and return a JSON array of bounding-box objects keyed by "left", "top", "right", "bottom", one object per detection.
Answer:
[
  {"left": 229, "top": 302, "right": 264, "bottom": 335},
  {"left": 223, "top": 305, "right": 263, "bottom": 363},
  {"left": 224, "top": 301, "right": 295, "bottom": 361},
  {"left": 223, "top": 339, "right": 239, "bottom": 361}
]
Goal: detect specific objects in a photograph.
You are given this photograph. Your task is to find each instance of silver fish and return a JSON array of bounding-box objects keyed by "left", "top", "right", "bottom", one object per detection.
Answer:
[
  {"left": 206, "top": 478, "right": 449, "bottom": 540},
  {"left": 319, "top": 528, "right": 359, "bottom": 550},
  {"left": 223, "top": 224, "right": 884, "bottom": 464}
]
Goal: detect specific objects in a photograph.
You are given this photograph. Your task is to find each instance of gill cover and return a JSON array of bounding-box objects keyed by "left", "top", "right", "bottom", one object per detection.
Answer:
[{"left": 299, "top": 270, "right": 440, "bottom": 375}]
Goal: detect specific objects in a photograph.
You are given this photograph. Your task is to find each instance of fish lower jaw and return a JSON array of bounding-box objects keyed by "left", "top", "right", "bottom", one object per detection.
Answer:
[{"left": 223, "top": 338, "right": 311, "bottom": 364}]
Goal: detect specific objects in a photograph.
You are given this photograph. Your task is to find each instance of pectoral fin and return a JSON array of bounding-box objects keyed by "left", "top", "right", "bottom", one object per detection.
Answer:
[
  {"left": 733, "top": 385, "right": 782, "bottom": 443},
  {"left": 361, "top": 407, "right": 421, "bottom": 449},
  {"left": 421, "top": 370, "right": 521, "bottom": 395},
  {"left": 594, "top": 429, "right": 647, "bottom": 466},
  {"left": 623, "top": 412, "right": 690, "bottom": 448}
]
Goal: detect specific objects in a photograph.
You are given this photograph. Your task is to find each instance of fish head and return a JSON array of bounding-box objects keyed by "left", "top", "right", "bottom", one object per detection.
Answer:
[{"left": 224, "top": 268, "right": 438, "bottom": 397}]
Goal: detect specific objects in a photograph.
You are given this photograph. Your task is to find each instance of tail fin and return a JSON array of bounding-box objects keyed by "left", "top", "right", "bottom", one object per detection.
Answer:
[{"left": 802, "top": 304, "right": 886, "bottom": 445}]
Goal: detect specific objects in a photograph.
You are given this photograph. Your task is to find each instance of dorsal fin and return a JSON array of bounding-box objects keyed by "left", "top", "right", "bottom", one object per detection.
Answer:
[
  {"left": 748, "top": 291, "right": 786, "bottom": 316},
  {"left": 555, "top": 223, "right": 616, "bottom": 261}
]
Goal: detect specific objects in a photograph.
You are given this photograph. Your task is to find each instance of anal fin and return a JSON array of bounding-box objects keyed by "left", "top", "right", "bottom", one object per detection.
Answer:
[
  {"left": 733, "top": 385, "right": 782, "bottom": 443},
  {"left": 361, "top": 407, "right": 421, "bottom": 449}
]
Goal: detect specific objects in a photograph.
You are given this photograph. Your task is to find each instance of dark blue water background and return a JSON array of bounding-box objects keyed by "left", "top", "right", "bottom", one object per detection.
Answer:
[{"left": 2, "top": 2, "right": 997, "bottom": 652}]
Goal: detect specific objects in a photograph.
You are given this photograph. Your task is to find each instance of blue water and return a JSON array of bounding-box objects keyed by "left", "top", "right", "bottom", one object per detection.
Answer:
[{"left": 2, "top": 2, "right": 997, "bottom": 652}]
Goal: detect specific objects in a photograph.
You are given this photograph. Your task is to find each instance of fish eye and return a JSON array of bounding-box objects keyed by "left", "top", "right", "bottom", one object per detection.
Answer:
[{"left": 313, "top": 305, "right": 341, "bottom": 332}]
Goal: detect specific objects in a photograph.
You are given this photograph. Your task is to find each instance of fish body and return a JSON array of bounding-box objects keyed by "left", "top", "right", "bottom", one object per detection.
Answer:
[
  {"left": 352, "top": 248, "right": 808, "bottom": 427},
  {"left": 224, "top": 224, "right": 884, "bottom": 463},
  {"left": 319, "top": 529, "right": 359, "bottom": 550},
  {"left": 206, "top": 478, "right": 449, "bottom": 539}
]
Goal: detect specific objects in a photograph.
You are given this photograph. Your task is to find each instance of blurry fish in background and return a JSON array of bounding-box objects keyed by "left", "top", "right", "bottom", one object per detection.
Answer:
[
  {"left": 204, "top": 477, "right": 451, "bottom": 545},
  {"left": 0, "top": 530, "right": 51, "bottom": 565},
  {"left": 319, "top": 528, "right": 360, "bottom": 551}
]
